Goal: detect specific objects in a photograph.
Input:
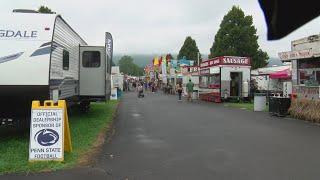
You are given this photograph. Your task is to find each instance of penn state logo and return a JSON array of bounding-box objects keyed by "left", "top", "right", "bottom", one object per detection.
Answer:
[{"left": 34, "top": 129, "right": 59, "bottom": 146}]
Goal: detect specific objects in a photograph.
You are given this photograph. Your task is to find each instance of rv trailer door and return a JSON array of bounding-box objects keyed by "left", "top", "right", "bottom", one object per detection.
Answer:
[{"left": 79, "top": 46, "right": 106, "bottom": 98}]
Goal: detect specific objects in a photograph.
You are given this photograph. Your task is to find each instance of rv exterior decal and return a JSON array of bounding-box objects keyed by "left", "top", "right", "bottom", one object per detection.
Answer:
[
  {"left": 0, "top": 52, "right": 23, "bottom": 64},
  {"left": 0, "top": 30, "right": 37, "bottom": 38},
  {"left": 30, "top": 46, "right": 51, "bottom": 57}
]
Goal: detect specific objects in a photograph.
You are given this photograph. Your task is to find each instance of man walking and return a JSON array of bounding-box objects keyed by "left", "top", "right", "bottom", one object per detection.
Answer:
[{"left": 186, "top": 79, "right": 194, "bottom": 102}]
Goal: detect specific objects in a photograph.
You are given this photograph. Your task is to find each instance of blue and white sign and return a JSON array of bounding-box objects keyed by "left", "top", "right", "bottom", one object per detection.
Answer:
[
  {"left": 110, "top": 88, "right": 117, "bottom": 100},
  {"left": 29, "top": 109, "right": 64, "bottom": 161}
]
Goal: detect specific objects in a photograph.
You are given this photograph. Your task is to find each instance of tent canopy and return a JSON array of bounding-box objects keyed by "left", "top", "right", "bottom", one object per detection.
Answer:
[{"left": 269, "top": 68, "right": 291, "bottom": 79}]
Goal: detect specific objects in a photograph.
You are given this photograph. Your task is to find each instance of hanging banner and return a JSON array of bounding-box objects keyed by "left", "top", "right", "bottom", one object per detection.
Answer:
[
  {"left": 170, "top": 68, "right": 176, "bottom": 75},
  {"left": 105, "top": 32, "right": 113, "bottom": 66},
  {"left": 29, "top": 100, "right": 72, "bottom": 162},
  {"left": 161, "top": 63, "right": 167, "bottom": 75}
]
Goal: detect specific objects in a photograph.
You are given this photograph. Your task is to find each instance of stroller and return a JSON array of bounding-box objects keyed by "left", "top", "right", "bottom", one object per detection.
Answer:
[{"left": 137, "top": 85, "right": 144, "bottom": 98}]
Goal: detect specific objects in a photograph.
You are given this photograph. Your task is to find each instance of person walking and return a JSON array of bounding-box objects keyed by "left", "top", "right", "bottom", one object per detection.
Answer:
[
  {"left": 186, "top": 79, "right": 194, "bottom": 102},
  {"left": 151, "top": 81, "right": 155, "bottom": 93},
  {"left": 144, "top": 81, "right": 148, "bottom": 91},
  {"left": 177, "top": 82, "right": 183, "bottom": 101}
]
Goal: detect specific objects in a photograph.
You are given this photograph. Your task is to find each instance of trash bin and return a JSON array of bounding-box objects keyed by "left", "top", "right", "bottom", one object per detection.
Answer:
[
  {"left": 192, "top": 90, "right": 198, "bottom": 100},
  {"left": 254, "top": 93, "right": 266, "bottom": 111},
  {"left": 269, "top": 97, "right": 291, "bottom": 116},
  {"left": 116, "top": 87, "right": 121, "bottom": 97},
  {"left": 269, "top": 97, "right": 277, "bottom": 115}
]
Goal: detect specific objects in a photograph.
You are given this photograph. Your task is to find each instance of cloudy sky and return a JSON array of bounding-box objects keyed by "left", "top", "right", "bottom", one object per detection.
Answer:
[{"left": 2, "top": 0, "right": 320, "bottom": 58}]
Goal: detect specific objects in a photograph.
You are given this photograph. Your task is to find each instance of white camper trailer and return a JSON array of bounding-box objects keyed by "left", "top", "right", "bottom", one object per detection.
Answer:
[{"left": 0, "top": 11, "right": 112, "bottom": 128}]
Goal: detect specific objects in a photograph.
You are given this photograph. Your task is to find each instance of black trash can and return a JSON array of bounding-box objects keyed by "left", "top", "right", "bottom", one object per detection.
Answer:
[{"left": 269, "top": 97, "right": 291, "bottom": 117}]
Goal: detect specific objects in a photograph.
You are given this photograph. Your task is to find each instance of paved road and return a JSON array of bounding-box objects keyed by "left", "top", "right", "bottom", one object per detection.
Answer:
[{"left": 3, "top": 91, "right": 320, "bottom": 179}]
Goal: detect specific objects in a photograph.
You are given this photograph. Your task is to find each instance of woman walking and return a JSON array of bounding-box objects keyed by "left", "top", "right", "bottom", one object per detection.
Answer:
[{"left": 177, "top": 82, "right": 183, "bottom": 101}]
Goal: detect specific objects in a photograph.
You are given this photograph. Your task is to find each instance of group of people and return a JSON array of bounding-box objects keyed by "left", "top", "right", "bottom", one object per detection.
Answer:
[
  {"left": 123, "top": 78, "right": 145, "bottom": 92},
  {"left": 165, "top": 80, "right": 194, "bottom": 102},
  {"left": 123, "top": 77, "right": 195, "bottom": 102}
]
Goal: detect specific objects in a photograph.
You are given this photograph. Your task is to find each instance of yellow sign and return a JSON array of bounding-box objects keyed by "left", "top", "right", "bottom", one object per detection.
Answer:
[{"left": 29, "top": 100, "right": 72, "bottom": 162}]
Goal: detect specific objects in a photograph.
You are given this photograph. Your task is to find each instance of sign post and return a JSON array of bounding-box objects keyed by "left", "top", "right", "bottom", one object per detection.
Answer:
[{"left": 29, "top": 100, "right": 72, "bottom": 162}]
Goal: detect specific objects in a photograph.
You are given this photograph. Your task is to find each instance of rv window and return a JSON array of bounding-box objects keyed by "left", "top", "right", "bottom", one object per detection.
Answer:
[
  {"left": 83, "top": 51, "right": 101, "bottom": 68},
  {"left": 63, "top": 50, "right": 69, "bottom": 70}
]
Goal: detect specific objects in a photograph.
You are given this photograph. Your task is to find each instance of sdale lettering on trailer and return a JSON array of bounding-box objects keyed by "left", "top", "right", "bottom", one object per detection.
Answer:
[{"left": 0, "top": 30, "right": 37, "bottom": 38}]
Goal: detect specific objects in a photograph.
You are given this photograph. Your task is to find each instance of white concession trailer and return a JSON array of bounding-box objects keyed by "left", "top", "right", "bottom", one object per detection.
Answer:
[
  {"left": 0, "top": 11, "right": 113, "bottom": 128},
  {"left": 199, "top": 56, "right": 251, "bottom": 102}
]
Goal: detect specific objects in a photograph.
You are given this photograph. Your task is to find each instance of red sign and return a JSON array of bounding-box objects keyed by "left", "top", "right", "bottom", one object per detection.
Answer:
[
  {"left": 200, "top": 56, "right": 250, "bottom": 69},
  {"left": 190, "top": 66, "right": 199, "bottom": 73},
  {"left": 200, "top": 57, "right": 220, "bottom": 68},
  {"left": 221, "top": 56, "right": 250, "bottom": 65}
]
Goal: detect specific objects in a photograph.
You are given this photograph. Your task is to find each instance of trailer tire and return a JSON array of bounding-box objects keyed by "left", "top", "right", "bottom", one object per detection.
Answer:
[{"left": 80, "top": 102, "right": 90, "bottom": 113}]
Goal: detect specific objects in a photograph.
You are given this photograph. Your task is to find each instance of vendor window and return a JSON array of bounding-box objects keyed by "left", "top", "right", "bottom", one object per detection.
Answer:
[
  {"left": 208, "top": 74, "right": 220, "bottom": 89},
  {"left": 200, "top": 76, "right": 208, "bottom": 88},
  {"left": 298, "top": 57, "right": 320, "bottom": 86}
]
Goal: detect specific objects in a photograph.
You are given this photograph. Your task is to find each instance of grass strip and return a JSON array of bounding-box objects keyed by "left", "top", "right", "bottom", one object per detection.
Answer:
[
  {"left": 224, "top": 102, "right": 269, "bottom": 112},
  {"left": 0, "top": 100, "right": 119, "bottom": 174}
]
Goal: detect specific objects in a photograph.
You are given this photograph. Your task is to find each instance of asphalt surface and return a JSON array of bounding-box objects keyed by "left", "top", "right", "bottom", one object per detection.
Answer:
[{"left": 3, "top": 91, "right": 320, "bottom": 179}]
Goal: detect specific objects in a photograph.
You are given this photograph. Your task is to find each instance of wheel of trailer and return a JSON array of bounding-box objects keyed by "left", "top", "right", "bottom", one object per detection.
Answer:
[{"left": 80, "top": 102, "right": 90, "bottom": 113}]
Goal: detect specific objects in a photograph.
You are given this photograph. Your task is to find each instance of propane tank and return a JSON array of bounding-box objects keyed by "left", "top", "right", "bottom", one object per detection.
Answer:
[{"left": 242, "top": 81, "right": 249, "bottom": 97}]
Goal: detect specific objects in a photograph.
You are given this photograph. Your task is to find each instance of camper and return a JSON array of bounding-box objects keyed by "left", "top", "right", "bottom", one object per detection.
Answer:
[{"left": 0, "top": 11, "right": 112, "bottom": 128}]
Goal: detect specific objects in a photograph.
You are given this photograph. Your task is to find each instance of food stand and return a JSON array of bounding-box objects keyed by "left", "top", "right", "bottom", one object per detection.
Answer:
[
  {"left": 277, "top": 34, "right": 320, "bottom": 119},
  {"left": 199, "top": 56, "right": 251, "bottom": 102},
  {"left": 251, "top": 65, "right": 291, "bottom": 95},
  {"left": 279, "top": 34, "right": 320, "bottom": 100}
]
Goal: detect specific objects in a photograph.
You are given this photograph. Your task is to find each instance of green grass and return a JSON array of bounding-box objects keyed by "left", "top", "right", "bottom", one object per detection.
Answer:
[
  {"left": 224, "top": 102, "right": 254, "bottom": 111},
  {"left": 0, "top": 100, "right": 119, "bottom": 174},
  {"left": 224, "top": 102, "right": 269, "bottom": 112}
]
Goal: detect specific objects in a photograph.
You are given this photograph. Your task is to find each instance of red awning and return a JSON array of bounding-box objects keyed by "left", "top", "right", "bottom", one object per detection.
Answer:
[{"left": 269, "top": 68, "right": 291, "bottom": 79}]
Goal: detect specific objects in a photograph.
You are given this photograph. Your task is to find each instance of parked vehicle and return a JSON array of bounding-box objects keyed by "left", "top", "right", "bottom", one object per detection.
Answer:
[{"left": 0, "top": 10, "right": 113, "bottom": 128}]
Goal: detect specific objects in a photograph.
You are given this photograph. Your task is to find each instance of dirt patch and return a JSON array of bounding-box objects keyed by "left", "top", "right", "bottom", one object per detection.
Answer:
[{"left": 75, "top": 101, "right": 120, "bottom": 168}]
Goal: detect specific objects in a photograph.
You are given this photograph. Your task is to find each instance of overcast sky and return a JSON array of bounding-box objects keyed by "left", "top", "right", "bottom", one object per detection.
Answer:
[{"left": 2, "top": 0, "right": 320, "bottom": 58}]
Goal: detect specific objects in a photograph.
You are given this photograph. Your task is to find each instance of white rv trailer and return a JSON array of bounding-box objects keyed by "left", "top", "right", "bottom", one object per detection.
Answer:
[{"left": 0, "top": 11, "right": 112, "bottom": 128}]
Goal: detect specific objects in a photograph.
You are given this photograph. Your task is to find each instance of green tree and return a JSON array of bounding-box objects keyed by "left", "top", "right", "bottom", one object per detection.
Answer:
[
  {"left": 177, "top": 36, "right": 202, "bottom": 65},
  {"left": 208, "top": 42, "right": 215, "bottom": 59},
  {"left": 118, "top": 55, "right": 144, "bottom": 76},
  {"left": 38, "top": 6, "right": 55, "bottom": 14},
  {"left": 209, "top": 5, "right": 268, "bottom": 69}
]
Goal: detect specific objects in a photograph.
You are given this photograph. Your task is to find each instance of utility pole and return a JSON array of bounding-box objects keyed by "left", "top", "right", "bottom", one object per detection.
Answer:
[{"left": 197, "top": 52, "right": 199, "bottom": 66}]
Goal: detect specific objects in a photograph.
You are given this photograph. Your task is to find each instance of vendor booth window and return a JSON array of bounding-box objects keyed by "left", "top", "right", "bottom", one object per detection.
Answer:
[
  {"left": 298, "top": 57, "right": 320, "bottom": 86},
  {"left": 298, "top": 57, "right": 320, "bottom": 69},
  {"left": 200, "top": 76, "right": 208, "bottom": 88},
  {"left": 208, "top": 74, "right": 220, "bottom": 89}
]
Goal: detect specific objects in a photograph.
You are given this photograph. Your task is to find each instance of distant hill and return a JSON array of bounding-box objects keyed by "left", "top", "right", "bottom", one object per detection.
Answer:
[
  {"left": 267, "top": 57, "right": 283, "bottom": 67},
  {"left": 113, "top": 54, "right": 283, "bottom": 68},
  {"left": 113, "top": 54, "right": 156, "bottom": 67}
]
